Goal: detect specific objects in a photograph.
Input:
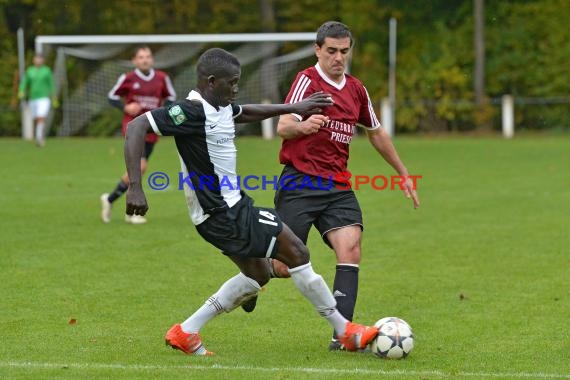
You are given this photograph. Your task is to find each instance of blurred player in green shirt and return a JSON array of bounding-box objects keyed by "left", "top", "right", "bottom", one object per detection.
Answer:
[{"left": 18, "top": 54, "right": 57, "bottom": 147}]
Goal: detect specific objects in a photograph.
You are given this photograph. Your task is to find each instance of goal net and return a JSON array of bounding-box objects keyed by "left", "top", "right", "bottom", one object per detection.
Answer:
[{"left": 35, "top": 34, "right": 317, "bottom": 137}]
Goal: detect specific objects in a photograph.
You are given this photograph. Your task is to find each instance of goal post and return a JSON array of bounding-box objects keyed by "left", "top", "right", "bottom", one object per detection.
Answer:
[{"left": 31, "top": 33, "right": 317, "bottom": 138}]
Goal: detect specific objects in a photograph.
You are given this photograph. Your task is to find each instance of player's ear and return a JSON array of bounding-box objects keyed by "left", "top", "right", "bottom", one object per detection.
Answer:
[
  {"left": 314, "top": 43, "right": 322, "bottom": 58},
  {"left": 207, "top": 75, "right": 216, "bottom": 87}
]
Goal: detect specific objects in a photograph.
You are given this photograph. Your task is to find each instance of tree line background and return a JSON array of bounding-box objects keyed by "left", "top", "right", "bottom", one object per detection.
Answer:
[{"left": 1, "top": 0, "right": 569, "bottom": 136}]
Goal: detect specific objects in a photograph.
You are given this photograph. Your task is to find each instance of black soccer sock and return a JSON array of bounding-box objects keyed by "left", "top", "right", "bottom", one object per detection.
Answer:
[
  {"left": 107, "top": 180, "right": 129, "bottom": 203},
  {"left": 332, "top": 264, "right": 359, "bottom": 339}
]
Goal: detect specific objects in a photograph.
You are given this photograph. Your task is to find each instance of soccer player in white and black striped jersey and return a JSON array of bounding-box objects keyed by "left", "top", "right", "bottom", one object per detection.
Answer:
[{"left": 124, "top": 47, "right": 379, "bottom": 356}]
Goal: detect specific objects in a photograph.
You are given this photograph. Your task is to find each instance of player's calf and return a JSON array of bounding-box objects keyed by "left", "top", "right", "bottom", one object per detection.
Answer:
[{"left": 241, "top": 258, "right": 290, "bottom": 313}]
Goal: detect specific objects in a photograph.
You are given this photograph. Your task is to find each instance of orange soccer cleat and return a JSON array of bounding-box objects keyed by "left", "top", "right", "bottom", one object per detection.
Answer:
[
  {"left": 165, "top": 324, "right": 214, "bottom": 356},
  {"left": 337, "top": 322, "right": 379, "bottom": 352}
]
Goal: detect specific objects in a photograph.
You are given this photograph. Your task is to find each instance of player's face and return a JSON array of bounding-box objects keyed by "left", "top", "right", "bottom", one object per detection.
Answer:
[
  {"left": 212, "top": 65, "right": 241, "bottom": 108},
  {"left": 315, "top": 37, "right": 352, "bottom": 82},
  {"left": 33, "top": 55, "right": 44, "bottom": 67},
  {"left": 132, "top": 48, "right": 154, "bottom": 73}
]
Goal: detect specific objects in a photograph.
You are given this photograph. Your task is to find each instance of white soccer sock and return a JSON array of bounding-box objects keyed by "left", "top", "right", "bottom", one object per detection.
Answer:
[
  {"left": 289, "top": 262, "right": 348, "bottom": 336},
  {"left": 180, "top": 301, "right": 220, "bottom": 334},
  {"left": 35, "top": 122, "right": 45, "bottom": 143},
  {"left": 181, "top": 272, "right": 260, "bottom": 333}
]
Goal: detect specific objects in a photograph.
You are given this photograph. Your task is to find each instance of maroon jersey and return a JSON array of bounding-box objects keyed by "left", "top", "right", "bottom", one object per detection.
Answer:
[
  {"left": 108, "top": 68, "right": 176, "bottom": 143},
  {"left": 280, "top": 64, "right": 381, "bottom": 178}
]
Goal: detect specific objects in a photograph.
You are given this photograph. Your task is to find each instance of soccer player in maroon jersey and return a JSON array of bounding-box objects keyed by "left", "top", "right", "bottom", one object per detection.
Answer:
[
  {"left": 100, "top": 45, "right": 176, "bottom": 224},
  {"left": 243, "top": 21, "right": 420, "bottom": 351}
]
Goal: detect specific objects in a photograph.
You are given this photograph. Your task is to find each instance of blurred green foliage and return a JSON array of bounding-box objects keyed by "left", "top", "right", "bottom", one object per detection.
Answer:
[{"left": 1, "top": 0, "right": 569, "bottom": 135}]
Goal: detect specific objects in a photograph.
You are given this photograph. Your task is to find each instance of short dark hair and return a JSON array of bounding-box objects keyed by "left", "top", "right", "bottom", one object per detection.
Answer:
[
  {"left": 196, "top": 48, "right": 240, "bottom": 78},
  {"left": 132, "top": 45, "right": 151, "bottom": 58},
  {"left": 315, "top": 21, "right": 353, "bottom": 47}
]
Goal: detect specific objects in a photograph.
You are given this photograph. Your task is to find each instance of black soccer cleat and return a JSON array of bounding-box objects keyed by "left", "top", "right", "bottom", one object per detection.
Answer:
[
  {"left": 328, "top": 339, "right": 345, "bottom": 351},
  {"left": 329, "top": 337, "right": 372, "bottom": 353},
  {"left": 241, "top": 295, "right": 258, "bottom": 313}
]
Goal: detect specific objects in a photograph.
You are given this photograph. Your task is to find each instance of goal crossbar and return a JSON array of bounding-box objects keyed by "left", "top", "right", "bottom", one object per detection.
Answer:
[{"left": 35, "top": 33, "right": 316, "bottom": 54}]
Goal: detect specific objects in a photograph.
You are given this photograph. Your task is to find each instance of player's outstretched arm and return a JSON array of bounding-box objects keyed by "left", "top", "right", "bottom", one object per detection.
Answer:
[
  {"left": 236, "top": 92, "right": 332, "bottom": 123},
  {"left": 124, "top": 115, "right": 153, "bottom": 216}
]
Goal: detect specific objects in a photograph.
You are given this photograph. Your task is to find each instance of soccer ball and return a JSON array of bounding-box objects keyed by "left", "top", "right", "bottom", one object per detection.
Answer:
[{"left": 369, "top": 317, "right": 414, "bottom": 359}]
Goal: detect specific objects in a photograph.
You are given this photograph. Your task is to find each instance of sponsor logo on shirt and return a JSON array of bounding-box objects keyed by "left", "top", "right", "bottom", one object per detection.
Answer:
[
  {"left": 168, "top": 105, "right": 187, "bottom": 125},
  {"left": 216, "top": 137, "right": 232, "bottom": 144}
]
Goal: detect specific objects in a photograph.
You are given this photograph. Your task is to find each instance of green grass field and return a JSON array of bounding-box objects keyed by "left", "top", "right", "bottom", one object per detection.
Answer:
[{"left": 1, "top": 135, "right": 569, "bottom": 379}]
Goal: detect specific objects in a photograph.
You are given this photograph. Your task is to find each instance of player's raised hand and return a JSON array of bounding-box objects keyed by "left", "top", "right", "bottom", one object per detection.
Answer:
[{"left": 295, "top": 91, "right": 334, "bottom": 116}]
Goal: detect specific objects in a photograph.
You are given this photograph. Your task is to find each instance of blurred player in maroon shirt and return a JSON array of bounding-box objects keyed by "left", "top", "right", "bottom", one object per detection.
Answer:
[
  {"left": 243, "top": 21, "right": 420, "bottom": 351},
  {"left": 100, "top": 45, "right": 176, "bottom": 224}
]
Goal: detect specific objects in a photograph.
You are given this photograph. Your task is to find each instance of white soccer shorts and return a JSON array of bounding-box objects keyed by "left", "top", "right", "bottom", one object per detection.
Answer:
[{"left": 30, "top": 98, "right": 51, "bottom": 118}]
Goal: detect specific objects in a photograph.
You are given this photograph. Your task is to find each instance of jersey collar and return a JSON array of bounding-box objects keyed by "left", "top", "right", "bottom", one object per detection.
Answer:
[
  {"left": 187, "top": 90, "right": 227, "bottom": 113},
  {"left": 315, "top": 63, "right": 346, "bottom": 90},
  {"left": 134, "top": 68, "right": 155, "bottom": 81}
]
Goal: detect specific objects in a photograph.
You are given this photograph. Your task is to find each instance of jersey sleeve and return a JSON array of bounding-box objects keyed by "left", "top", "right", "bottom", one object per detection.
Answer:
[
  {"left": 284, "top": 71, "right": 316, "bottom": 121},
  {"left": 146, "top": 100, "right": 206, "bottom": 137},
  {"left": 161, "top": 74, "right": 177, "bottom": 102},
  {"left": 48, "top": 68, "right": 55, "bottom": 96},
  {"left": 231, "top": 103, "right": 242, "bottom": 119},
  {"left": 357, "top": 85, "right": 381, "bottom": 130},
  {"left": 108, "top": 73, "right": 128, "bottom": 100}
]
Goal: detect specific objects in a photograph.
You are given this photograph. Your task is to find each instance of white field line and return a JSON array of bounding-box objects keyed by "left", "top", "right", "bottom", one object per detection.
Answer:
[{"left": 1, "top": 361, "right": 569, "bottom": 378}]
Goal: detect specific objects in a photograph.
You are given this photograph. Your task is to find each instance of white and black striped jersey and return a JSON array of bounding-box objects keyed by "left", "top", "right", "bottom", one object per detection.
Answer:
[{"left": 145, "top": 90, "right": 243, "bottom": 225}]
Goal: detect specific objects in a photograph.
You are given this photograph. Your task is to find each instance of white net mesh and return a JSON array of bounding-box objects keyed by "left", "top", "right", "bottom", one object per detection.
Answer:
[{"left": 49, "top": 40, "right": 316, "bottom": 136}]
